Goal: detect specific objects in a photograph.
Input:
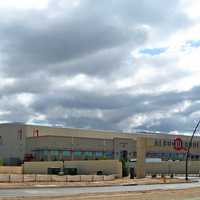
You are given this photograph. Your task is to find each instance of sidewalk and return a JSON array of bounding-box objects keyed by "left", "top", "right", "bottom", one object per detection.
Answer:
[{"left": 0, "top": 177, "right": 193, "bottom": 189}]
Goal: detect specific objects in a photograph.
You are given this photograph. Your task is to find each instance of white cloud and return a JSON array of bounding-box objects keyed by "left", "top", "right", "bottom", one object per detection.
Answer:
[
  {"left": 182, "top": 0, "right": 200, "bottom": 20},
  {"left": 16, "top": 93, "right": 35, "bottom": 107},
  {"left": 0, "top": 77, "right": 15, "bottom": 89},
  {"left": 0, "top": 0, "right": 49, "bottom": 10}
]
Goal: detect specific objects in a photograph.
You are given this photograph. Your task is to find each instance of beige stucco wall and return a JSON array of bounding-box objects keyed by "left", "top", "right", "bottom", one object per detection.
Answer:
[
  {"left": 114, "top": 138, "right": 136, "bottom": 159},
  {"left": 26, "top": 136, "right": 113, "bottom": 153},
  {"left": 25, "top": 124, "right": 136, "bottom": 140},
  {"left": 146, "top": 136, "right": 200, "bottom": 154},
  {"left": 145, "top": 161, "right": 200, "bottom": 174},
  {"left": 64, "top": 160, "right": 122, "bottom": 177},
  {"left": 0, "top": 124, "right": 26, "bottom": 161},
  {"left": 0, "top": 166, "right": 22, "bottom": 174},
  {"left": 23, "top": 161, "right": 63, "bottom": 174},
  {"left": 136, "top": 137, "right": 147, "bottom": 178},
  {"left": 23, "top": 160, "right": 122, "bottom": 177}
]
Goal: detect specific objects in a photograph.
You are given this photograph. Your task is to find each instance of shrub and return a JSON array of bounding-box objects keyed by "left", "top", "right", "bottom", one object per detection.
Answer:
[
  {"left": 120, "top": 158, "right": 129, "bottom": 177},
  {"left": 0, "top": 159, "right": 4, "bottom": 166}
]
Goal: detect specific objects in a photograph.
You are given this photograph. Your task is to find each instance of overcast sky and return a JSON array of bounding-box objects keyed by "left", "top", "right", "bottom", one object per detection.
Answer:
[{"left": 0, "top": 0, "right": 200, "bottom": 134}]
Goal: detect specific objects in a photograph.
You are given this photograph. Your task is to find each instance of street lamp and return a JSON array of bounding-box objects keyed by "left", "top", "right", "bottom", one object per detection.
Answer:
[{"left": 185, "top": 120, "right": 200, "bottom": 181}]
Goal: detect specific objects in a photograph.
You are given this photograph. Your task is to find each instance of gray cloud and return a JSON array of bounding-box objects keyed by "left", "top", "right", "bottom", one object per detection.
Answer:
[
  {"left": 0, "top": 0, "right": 189, "bottom": 77},
  {"left": 23, "top": 85, "right": 200, "bottom": 131},
  {"left": 0, "top": 0, "right": 198, "bottom": 134}
]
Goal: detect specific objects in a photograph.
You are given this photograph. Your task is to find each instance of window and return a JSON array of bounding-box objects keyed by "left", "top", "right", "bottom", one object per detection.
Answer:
[
  {"left": 51, "top": 150, "right": 59, "bottom": 156},
  {"left": 83, "top": 151, "right": 93, "bottom": 160},
  {"left": 0, "top": 136, "right": 3, "bottom": 145},
  {"left": 50, "top": 150, "right": 59, "bottom": 161},
  {"left": 104, "top": 152, "right": 113, "bottom": 159},
  {"left": 74, "top": 151, "right": 82, "bottom": 157},
  {"left": 95, "top": 152, "right": 103, "bottom": 159},
  {"left": 154, "top": 139, "right": 161, "bottom": 146},
  {"left": 167, "top": 141, "right": 171, "bottom": 146},
  {"left": 17, "top": 129, "right": 23, "bottom": 140},
  {"left": 62, "top": 150, "right": 71, "bottom": 160},
  {"left": 40, "top": 150, "right": 49, "bottom": 161},
  {"left": 63, "top": 150, "right": 71, "bottom": 157}
]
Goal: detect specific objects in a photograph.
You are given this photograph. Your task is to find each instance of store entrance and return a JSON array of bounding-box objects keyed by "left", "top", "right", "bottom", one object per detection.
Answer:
[{"left": 120, "top": 150, "right": 128, "bottom": 161}]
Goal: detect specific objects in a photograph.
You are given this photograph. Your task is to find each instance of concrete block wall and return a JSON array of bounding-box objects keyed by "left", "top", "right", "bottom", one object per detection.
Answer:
[
  {"left": 24, "top": 174, "right": 36, "bottom": 182},
  {"left": 93, "top": 175, "right": 104, "bottom": 181},
  {"left": 0, "top": 174, "right": 10, "bottom": 182},
  {"left": 67, "top": 175, "right": 81, "bottom": 182},
  {"left": 10, "top": 174, "right": 23, "bottom": 182},
  {"left": 51, "top": 175, "right": 67, "bottom": 182},
  {"left": 80, "top": 175, "right": 93, "bottom": 182},
  {"left": 103, "top": 175, "right": 115, "bottom": 181},
  {"left": 0, "top": 174, "right": 114, "bottom": 183},
  {"left": 36, "top": 174, "right": 52, "bottom": 182}
]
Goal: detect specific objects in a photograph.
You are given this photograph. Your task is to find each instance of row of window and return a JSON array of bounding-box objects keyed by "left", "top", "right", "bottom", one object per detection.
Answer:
[
  {"left": 154, "top": 139, "right": 199, "bottom": 149},
  {"left": 31, "top": 150, "right": 114, "bottom": 161},
  {"left": 146, "top": 152, "right": 200, "bottom": 161}
]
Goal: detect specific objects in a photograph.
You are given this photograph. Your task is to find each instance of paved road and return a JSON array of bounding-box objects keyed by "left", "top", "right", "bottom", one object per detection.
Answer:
[{"left": 0, "top": 182, "right": 200, "bottom": 197}]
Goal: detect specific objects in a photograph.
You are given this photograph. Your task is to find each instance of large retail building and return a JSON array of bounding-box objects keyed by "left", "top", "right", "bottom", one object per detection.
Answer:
[{"left": 0, "top": 123, "right": 200, "bottom": 165}]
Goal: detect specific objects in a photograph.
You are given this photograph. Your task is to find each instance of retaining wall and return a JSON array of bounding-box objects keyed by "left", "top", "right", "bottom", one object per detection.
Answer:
[{"left": 0, "top": 174, "right": 115, "bottom": 183}]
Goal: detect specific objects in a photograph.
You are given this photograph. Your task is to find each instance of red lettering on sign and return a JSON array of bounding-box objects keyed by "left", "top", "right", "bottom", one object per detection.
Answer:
[{"left": 174, "top": 137, "right": 187, "bottom": 151}]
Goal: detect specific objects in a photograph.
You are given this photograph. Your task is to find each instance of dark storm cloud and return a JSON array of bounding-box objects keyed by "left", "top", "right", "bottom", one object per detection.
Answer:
[
  {"left": 0, "top": 73, "right": 51, "bottom": 96},
  {"left": 1, "top": 18, "right": 136, "bottom": 67},
  {"left": 26, "top": 85, "right": 200, "bottom": 131},
  {"left": 0, "top": 0, "right": 189, "bottom": 77}
]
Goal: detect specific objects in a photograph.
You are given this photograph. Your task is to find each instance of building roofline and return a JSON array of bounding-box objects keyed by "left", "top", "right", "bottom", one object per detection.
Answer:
[{"left": 1, "top": 122, "right": 200, "bottom": 139}]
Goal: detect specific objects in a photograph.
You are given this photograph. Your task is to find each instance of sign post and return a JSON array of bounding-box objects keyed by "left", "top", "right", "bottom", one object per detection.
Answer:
[{"left": 185, "top": 120, "right": 200, "bottom": 181}]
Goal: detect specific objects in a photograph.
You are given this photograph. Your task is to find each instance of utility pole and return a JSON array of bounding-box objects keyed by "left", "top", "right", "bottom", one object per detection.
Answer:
[{"left": 185, "top": 120, "right": 200, "bottom": 180}]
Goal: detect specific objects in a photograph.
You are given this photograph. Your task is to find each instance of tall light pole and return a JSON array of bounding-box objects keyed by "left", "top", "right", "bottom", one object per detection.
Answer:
[{"left": 185, "top": 120, "right": 200, "bottom": 181}]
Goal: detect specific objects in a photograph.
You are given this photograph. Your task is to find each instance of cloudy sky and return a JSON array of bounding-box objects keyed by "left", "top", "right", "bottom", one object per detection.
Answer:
[{"left": 0, "top": 0, "right": 200, "bottom": 134}]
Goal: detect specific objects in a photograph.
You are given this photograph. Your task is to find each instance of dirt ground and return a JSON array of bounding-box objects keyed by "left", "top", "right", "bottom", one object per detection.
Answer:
[{"left": 1, "top": 187, "right": 200, "bottom": 200}]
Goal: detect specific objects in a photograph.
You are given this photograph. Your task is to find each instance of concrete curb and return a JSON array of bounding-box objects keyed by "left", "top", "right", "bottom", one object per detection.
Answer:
[{"left": 0, "top": 180, "right": 197, "bottom": 190}]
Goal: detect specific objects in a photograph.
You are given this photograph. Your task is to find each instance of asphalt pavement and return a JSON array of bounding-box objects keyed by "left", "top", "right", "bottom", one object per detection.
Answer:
[{"left": 0, "top": 181, "right": 200, "bottom": 197}]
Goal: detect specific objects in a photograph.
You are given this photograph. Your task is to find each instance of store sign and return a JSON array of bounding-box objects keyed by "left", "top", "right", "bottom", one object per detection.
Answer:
[{"left": 174, "top": 137, "right": 187, "bottom": 151}]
